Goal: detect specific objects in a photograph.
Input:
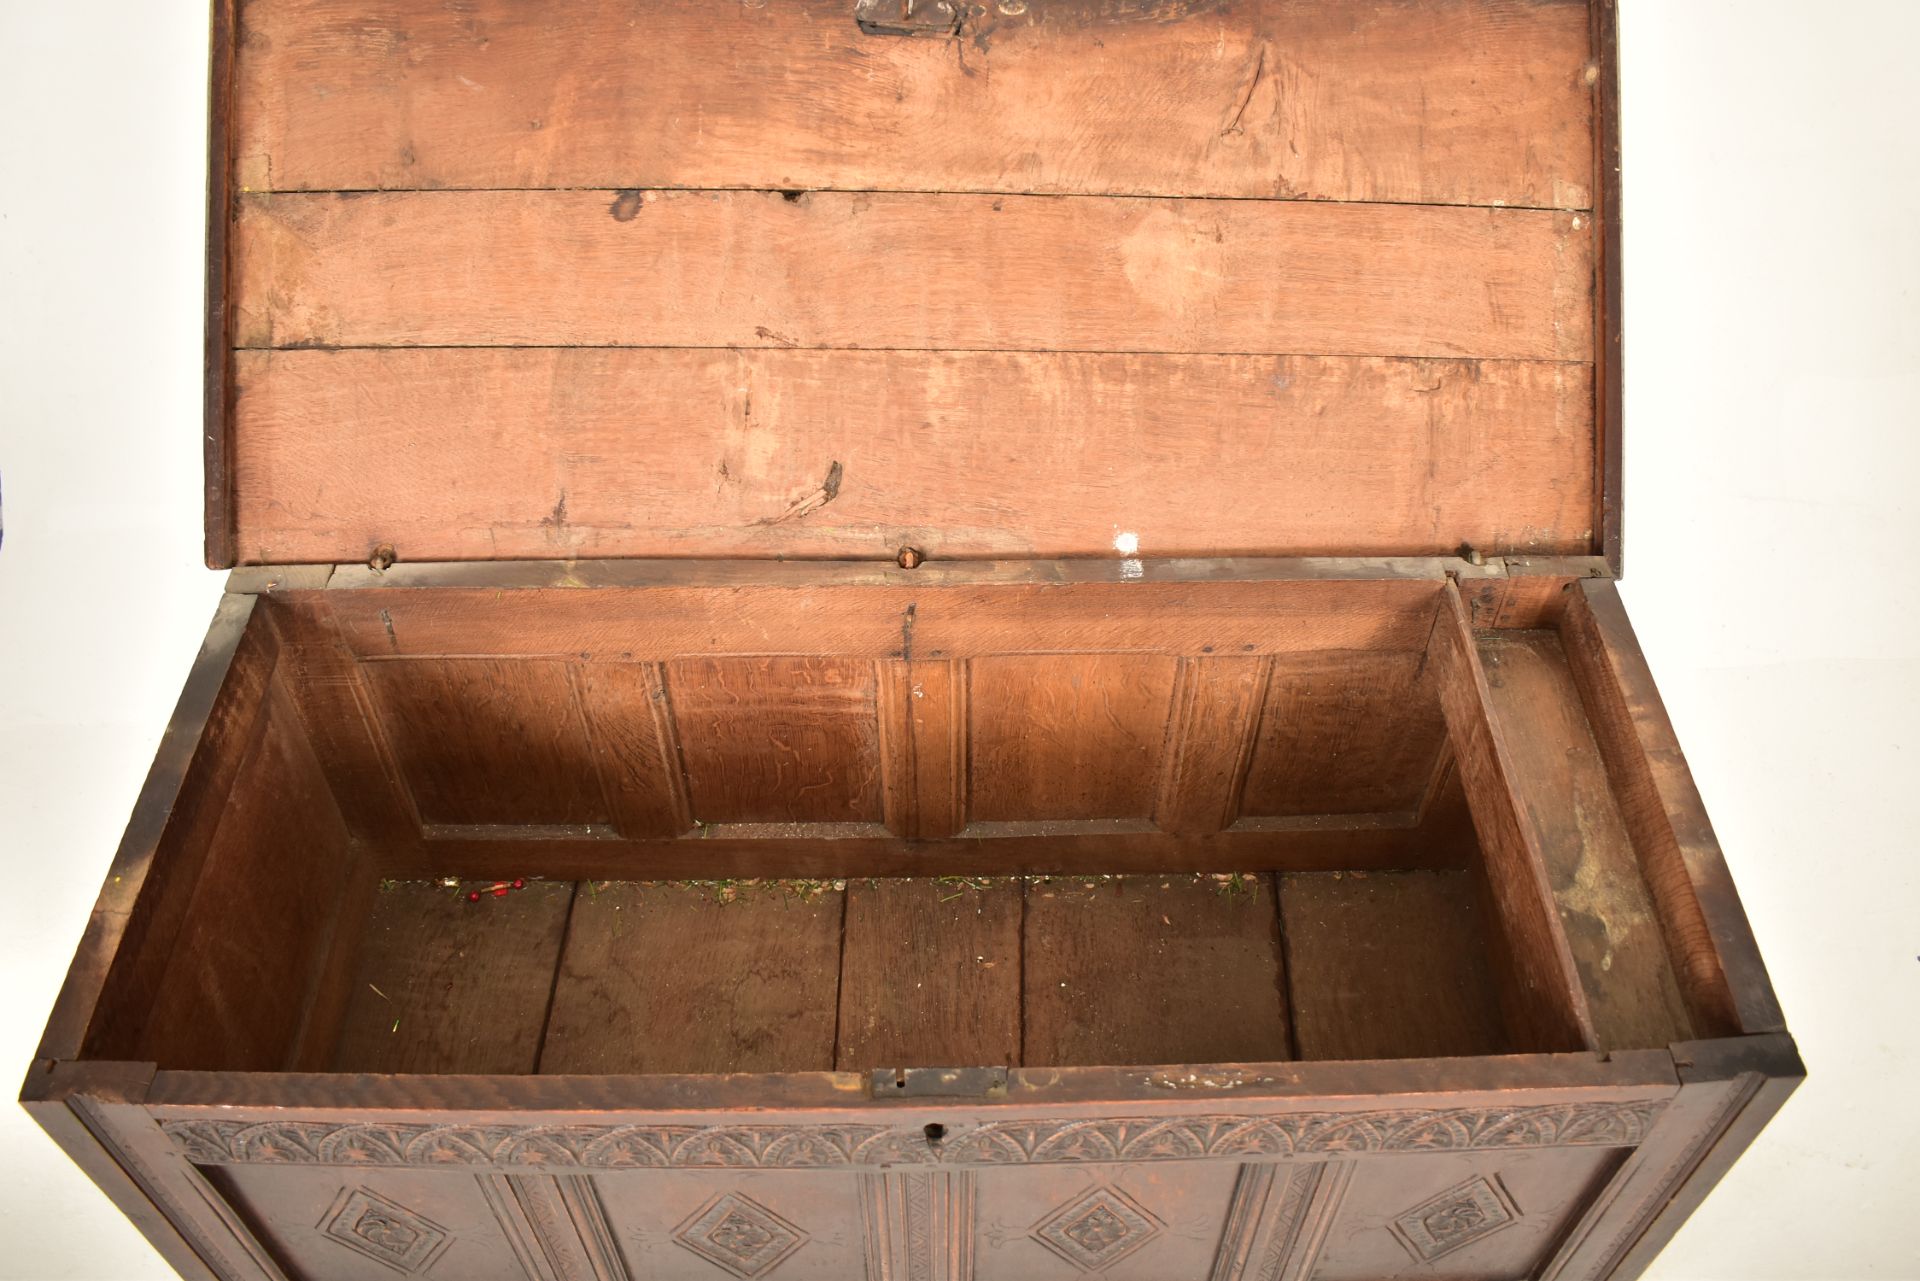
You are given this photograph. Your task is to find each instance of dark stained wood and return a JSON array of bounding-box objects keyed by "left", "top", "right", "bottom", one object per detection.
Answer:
[
  {"left": 381, "top": 821, "right": 1459, "bottom": 884},
  {"left": 1240, "top": 650, "right": 1450, "bottom": 819},
  {"left": 137, "top": 683, "right": 355, "bottom": 1072},
  {"left": 1280, "top": 870, "right": 1511, "bottom": 1061},
  {"left": 282, "top": 847, "right": 379, "bottom": 1073},
  {"left": 1417, "top": 756, "right": 1484, "bottom": 872},
  {"left": 1477, "top": 629, "right": 1694, "bottom": 1050},
  {"left": 1023, "top": 875, "right": 1291, "bottom": 1067},
  {"left": 21, "top": 1065, "right": 224, "bottom": 1281},
  {"left": 540, "top": 881, "right": 843, "bottom": 1075},
  {"left": 230, "top": 348, "right": 1596, "bottom": 565},
  {"left": 1592, "top": 0, "right": 1626, "bottom": 573},
  {"left": 259, "top": 593, "right": 422, "bottom": 847},
  {"left": 1560, "top": 580, "right": 1778, "bottom": 1035},
  {"left": 66, "top": 597, "right": 272, "bottom": 1063},
  {"left": 665, "top": 657, "right": 883, "bottom": 825},
  {"left": 233, "top": 190, "right": 1593, "bottom": 360},
  {"left": 1429, "top": 581, "right": 1596, "bottom": 1054},
  {"left": 44, "top": 1067, "right": 290, "bottom": 1281},
  {"left": 144, "top": 1047, "right": 1686, "bottom": 1113},
  {"left": 231, "top": 0, "right": 1595, "bottom": 208},
  {"left": 1605, "top": 1035, "right": 1803, "bottom": 1278},
  {"left": 836, "top": 879, "right": 1022, "bottom": 1071},
  {"left": 330, "top": 880, "right": 574, "bottom": 1075},
  {"left": 204, "top": 0, "right": 238, "bottom": 569},
  {"left": 363, "top": 658, "right": 610, "bottom": 827},
  {"left": 966, "top": 654, "right": 1178, "bottom": 823}
]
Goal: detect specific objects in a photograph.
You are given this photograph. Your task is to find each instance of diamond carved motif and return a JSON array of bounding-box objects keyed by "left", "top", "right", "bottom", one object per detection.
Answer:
[
  {"left": 1389, "top": 1174, "right": 1520, "bottom": 1262},
  {"left": 319, "top": 1186, "right": 452, "bottom": 1274},
  {"left": 673, "top": 1192, "right": 809, "bottom": 1278},
  {"left": 1030, "top": 1184, "right": 1164, "bottom": 1273}
]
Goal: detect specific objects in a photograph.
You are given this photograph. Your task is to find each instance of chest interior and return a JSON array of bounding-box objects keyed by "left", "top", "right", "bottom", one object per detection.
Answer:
[
  {"left": 79, "top": 565, "right": 1736, "bottom": 1080},
  {"left": 90, "top": 0, "right": 1709, "bottom": 1080}
]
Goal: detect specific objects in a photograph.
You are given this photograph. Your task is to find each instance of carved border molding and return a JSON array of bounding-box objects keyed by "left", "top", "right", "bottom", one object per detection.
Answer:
[{"left": 161, "top": 1100, "right": 1664, "bottom": 1171}]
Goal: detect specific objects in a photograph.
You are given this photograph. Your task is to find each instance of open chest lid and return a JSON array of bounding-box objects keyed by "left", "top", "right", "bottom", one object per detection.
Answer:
[{"left": 205, "top": 0, "right": 1621, "bottom": 573}]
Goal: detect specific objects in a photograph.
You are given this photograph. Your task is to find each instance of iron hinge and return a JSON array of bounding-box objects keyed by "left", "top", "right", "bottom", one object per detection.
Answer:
[{"left": 854, "top": 0, "right": 965, "bottom": 37}]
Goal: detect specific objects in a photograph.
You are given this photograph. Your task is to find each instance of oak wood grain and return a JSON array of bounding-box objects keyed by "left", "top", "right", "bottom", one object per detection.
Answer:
[
  {"left": 330, "top": 880, "right": 575, "bottom": 1074},
  {"left": 316, "top": 579, "right": 1443, "bottom": 663},
  {"left": 540, "top": 881, "right": 843, "bottom": 1075},
  {"left": 574, "top": 663, "right": 692, "bottom": 839},
  {"left": 231, "top": 0, "right": 1595, "bottom": 209},
  {"left": 1280, "top": 870, "right": 1510, "bottom": 1061},
  {"left": 1024, "top": 876, "right": 1291, "bottom": 1067},
  {"left": 71, "top": 601, "right": 276, "bottom": 1064},
  {"left": 140, "top": 683, "right": 355, "bottom": 1072},
  {"left": 1430, "top": 582, "right": 1596, "bottom": 1054},
  {"left": 230, "top": 348, "right": 1595, "bottom": 565},
  {"left": 879, "top": 659, "right": 966, "bottom": 840},
  {"left": 388, "top": 822, "right": 1454, "bottom": 884},
  {"left": 1478, "top": 629, "right": 1694, "bottom": 1050},
  {"left": 836, "top": 879, "right": 1022, "bottom": 1071},
  {"left": 1240, "top": 650, "right": 1451, "bottom": 819},
  {"left": 233, "top": 190, "right": 1593, "bottom": 360},
  {"left": 666, "top": 657, "right": 884, "bottom": 826},
  {"left": 258, "top": 593, "right": 427, "bottom": 851},
  {"left": 1155, "top": 657, "right": 1269, "bottom": 836},
  {"left": 363, "top": 658, "right": 610, "bottom": 827},
  {"left": 1559, "top": 580, "right": 1777, "bottom": 1036},
  {"left": 966, "top": 654, "right": 1178, "bottom": 823}
]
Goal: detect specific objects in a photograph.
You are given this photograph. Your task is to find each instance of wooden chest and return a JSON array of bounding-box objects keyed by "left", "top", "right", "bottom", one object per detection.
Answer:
[{"left": 26, "top": 2, "right": 1798, "bottom": 1278}]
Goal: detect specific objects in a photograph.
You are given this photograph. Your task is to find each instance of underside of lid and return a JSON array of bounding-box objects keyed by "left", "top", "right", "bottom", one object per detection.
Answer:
[{"left": 205, "top": 0, "right": 1620, "bottom": 570}]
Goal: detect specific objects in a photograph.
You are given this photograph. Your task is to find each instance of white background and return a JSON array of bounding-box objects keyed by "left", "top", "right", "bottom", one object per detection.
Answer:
[{"left": 0, "top": 1, "right": 1914, "bottom": 1277}]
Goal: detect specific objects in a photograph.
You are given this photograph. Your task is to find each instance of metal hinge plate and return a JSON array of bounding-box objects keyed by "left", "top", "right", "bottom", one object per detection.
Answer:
[{"left": 854, "top": 0, "right": 964, "bottom": 37}]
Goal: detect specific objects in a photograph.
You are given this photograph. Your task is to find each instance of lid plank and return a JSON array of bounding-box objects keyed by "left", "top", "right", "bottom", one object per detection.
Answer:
[
  {"left": 233, "top": 0, "right": 1595, "bottom": 209},
  {"left": 233, "top": 190, "right": 1591, "bottom": 359},
  {"left": 233, "top": 349, "right": 1593, "bottom": 565}
]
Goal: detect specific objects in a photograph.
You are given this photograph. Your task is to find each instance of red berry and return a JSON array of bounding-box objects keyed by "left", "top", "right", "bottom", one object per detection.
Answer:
[
  {"left": 493, "top": 886, "right": 510, "bottom": 897},
  {"left": 512, "top": 878, "right": 526, "bottom": 890},
  {"left": 467, "top": 891, "right": 481, "bottom": 903}
]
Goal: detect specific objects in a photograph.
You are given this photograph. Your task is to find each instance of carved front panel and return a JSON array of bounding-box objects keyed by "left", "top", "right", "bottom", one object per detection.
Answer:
[
  {"left": 975, "top": 1165, "right": 1234, "bottom": 1278},
  {"left": 595, "top": 1172, "right": 866, "bottom": 1279},
  {"left": 201, "top": 1150, "right": 1628, "bottom": 1280},
  {"left": 1298, "top": 1149, "right": 1627, "bottom": 1280},
  {"left": 181, "top": 1103, "right": 1651, "bottom": 1279},
  {"left": 204, "top": 1167, "right": 576, "bottom": 1280}
]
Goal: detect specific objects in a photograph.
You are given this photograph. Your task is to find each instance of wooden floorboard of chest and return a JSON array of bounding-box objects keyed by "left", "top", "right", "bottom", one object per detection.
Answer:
[{"left": 321, "top": 872, "right": 1533, "bottom": 1077}]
